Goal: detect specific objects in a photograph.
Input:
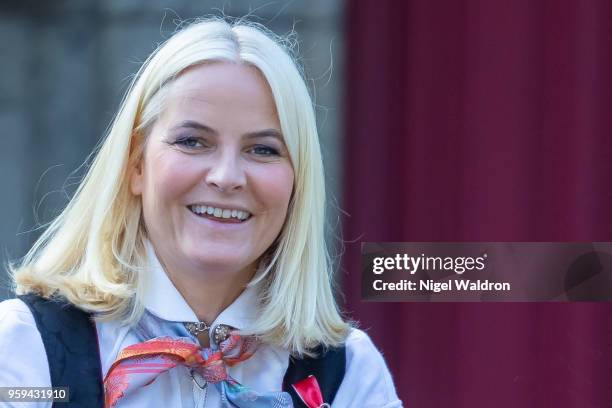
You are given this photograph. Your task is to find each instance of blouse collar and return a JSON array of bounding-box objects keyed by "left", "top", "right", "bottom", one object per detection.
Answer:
[{"left": 142, "top": 240, "right": 259, "bottom": 331}]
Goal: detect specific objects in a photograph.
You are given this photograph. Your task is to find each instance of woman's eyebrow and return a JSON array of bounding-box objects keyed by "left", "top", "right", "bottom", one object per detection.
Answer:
[
  {"left": 243, "top": 129, "right": 284, "bottom": 142},
  {"left": 172, "top": 120, "right": 284, "bottom": 142},
  {"left": 171, "top": 120, "right": 217, "bottom": 134}
]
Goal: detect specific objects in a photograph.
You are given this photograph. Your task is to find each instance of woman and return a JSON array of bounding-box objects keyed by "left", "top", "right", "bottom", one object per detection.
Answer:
[{"left": 0, "top": 18, "right": 402, "bottom": 407}]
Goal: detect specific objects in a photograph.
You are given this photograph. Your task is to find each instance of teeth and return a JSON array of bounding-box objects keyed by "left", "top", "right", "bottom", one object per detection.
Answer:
[{"left": 189, "top": 205, "right": 250, "bottom": 221}]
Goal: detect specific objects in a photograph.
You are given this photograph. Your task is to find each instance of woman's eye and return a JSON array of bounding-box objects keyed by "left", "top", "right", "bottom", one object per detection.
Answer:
[
  {"left": 174, "top": 136, "right": 204, "bottom": 149},
  {"left": 250, "top": 145, "right": 280, "bottom": 156}
]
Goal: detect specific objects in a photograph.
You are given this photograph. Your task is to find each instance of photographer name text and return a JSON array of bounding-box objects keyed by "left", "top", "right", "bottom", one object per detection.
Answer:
[
  {"left": 370, "top": 253, "right": 511, "bottom": 292},
  {"left": 373, "top": 279, "right": 511, "bottom": 292}
]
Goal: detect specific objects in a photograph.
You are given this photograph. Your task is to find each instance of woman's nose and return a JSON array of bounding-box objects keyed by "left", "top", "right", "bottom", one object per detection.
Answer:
[{"left": 204, "top": 151, "right": 246, "bottom": 192}]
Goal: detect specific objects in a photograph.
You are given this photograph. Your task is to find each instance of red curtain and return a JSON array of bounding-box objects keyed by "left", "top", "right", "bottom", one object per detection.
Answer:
[{"left": 343, "top": 1, "right": 612, "bottom": 406}]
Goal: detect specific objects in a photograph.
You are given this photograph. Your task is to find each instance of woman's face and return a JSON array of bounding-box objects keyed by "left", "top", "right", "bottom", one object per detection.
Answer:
[{"left": 130, "top": 62, "right": 294, "bottom": 282}]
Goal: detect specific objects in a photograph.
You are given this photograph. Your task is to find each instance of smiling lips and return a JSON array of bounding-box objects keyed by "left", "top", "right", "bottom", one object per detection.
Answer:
[{"left": 188, "top": 204, "right": 251, "bottom": 223}]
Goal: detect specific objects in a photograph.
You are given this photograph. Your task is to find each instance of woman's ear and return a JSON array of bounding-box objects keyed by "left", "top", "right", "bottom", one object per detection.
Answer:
[
  {"left": 129, "top": 131, "right": 146, "bottom": 196},
  {"left": 130, "top": 157, "right": 144, "bottom": 196}
]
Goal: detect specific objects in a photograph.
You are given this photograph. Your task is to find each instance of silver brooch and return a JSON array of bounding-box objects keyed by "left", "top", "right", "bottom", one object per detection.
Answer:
[
  {"left": 184, "top": 321, "right": 210, "bottom": 336},
  {"left": 212, "top": 324, "right": 233, "bottom": 344},
  {"left": 183, "top": 321, "right": 234, "bottom": 345}
]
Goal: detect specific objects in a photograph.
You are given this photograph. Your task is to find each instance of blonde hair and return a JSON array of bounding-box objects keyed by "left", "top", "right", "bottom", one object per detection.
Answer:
[{"left": 10, "top": 17, "right": 349, "bottom": 355}]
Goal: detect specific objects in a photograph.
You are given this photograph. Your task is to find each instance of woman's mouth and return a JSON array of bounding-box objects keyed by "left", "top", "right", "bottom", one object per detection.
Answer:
[{"left": 187, "top": 204, "right": 252, "bottom": 223}]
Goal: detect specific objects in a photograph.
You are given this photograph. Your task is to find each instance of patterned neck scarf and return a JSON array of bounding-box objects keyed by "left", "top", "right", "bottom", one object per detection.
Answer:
[{"left": 103, "top": 310, "right": 293, "bottom": 407}]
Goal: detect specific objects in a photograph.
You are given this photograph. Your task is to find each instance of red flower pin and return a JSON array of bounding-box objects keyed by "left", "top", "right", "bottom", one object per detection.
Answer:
[{"left": 292, "top": 375, "right": 330, "bottom": 408}]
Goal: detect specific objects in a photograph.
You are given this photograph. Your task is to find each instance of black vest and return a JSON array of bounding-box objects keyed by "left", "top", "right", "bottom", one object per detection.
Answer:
[{"left": 18, "top": 294, "right": 345, "bottom": 407}]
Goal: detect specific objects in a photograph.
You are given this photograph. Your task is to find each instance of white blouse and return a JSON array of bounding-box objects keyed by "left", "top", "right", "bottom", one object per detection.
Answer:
[{"left": 0, "top": 247, "right": 402, "bottom": 408}]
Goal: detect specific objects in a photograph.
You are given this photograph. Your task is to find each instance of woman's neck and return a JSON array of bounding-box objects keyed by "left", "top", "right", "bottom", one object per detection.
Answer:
[
  {"left": 168, "top": 269, "right": 252, "bottom": 324},
  {"left": 154, "top": 254, "right": 256, "bottom": 325},
  {"left": 148, "top": 240, "right": 257, "bottom": 325}
]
